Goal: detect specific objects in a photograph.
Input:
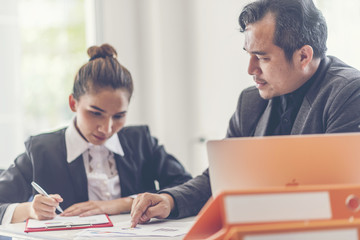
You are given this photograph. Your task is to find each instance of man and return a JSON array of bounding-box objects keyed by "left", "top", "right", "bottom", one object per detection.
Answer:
[{"left": 131, "top": 0, "right": 360, "bottom": 227}]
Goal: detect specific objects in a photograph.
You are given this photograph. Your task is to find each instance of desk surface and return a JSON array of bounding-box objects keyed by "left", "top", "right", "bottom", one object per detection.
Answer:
[{"left": 0, "top": 214, "right": 195, "bottom": 240}]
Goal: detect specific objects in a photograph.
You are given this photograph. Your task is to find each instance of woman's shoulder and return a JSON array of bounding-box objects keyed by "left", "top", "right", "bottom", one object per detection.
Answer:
[
  {"left": 117, "top": 125, "right": 150, "bottom": 138},
  {"left": 25, "top": 127, "right": 67, "bottom": 149}
]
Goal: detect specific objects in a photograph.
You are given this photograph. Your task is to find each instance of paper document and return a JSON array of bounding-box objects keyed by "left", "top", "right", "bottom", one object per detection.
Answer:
[{"left": 76, "top": 219, "right": 194, "bottom": 237}]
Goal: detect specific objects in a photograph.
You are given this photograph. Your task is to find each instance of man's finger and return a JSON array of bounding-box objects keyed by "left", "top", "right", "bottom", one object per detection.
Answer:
[
  {"left": 130, "top": 194, "right": 155, "bottom": 227},
  {"left": 130, "top": 202, "right": 149, "bottom": 227},
  {"left": 130, "top": 196, "right": 140, "bottom": 217}
]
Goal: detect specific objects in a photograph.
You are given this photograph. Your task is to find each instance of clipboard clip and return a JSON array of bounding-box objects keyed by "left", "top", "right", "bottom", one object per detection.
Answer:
[{"left": 45, "top": 223, "right": 92, "bottom": 229}]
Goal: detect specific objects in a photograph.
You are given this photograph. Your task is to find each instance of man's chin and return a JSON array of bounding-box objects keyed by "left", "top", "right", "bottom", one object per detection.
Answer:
[{"left": 258, "top": 90, "right": 273, "bottom": 100}]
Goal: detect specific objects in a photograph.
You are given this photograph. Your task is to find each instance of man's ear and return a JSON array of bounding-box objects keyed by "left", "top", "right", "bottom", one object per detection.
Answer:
[
  {"left": 69, "top": 94, "right": 77, "bottom": 112},
  {"left": 297, "top": 45, "right": 314, "bottom": 70}
]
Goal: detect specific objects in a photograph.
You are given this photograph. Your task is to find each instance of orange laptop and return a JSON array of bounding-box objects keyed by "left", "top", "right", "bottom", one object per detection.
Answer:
[{"left": 207, "top": 132, "right": 360, "bottom": 196}]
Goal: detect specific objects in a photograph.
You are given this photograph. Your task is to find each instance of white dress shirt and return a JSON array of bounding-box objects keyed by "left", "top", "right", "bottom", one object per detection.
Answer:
[{"left": 65, "top": 118, "right": 124, "bottom": 201}]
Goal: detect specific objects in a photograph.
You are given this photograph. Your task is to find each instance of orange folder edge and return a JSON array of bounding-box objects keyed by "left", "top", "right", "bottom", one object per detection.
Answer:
[
  {"left": 184, "top": 185, "right": 360, "bottom": 240},
  {"left": 225, "top": 218, "right": 360, "bottom": 240}
]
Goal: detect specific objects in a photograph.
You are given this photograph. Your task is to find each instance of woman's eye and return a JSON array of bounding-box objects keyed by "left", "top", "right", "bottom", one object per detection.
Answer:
[{"left": 90, "top": 111, "right": 102, "bottom": 116}]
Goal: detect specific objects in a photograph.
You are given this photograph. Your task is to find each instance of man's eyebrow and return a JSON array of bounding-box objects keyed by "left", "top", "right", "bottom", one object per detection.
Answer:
[{"left": 243, "top": 47, "right": 267, "bottom": 55}]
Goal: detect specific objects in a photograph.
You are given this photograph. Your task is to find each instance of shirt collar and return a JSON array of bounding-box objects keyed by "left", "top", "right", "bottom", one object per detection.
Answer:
[
  {"left": 280, "top": 61, "right": 321, "bottom": 111},
  {"left": 65, "top": 117, "right": 124, "bottom": 163}
]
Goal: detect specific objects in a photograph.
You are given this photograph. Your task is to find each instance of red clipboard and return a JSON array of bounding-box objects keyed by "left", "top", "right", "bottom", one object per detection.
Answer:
[{"left": 24, "top": 214, "right": 113, "bottom": 232}]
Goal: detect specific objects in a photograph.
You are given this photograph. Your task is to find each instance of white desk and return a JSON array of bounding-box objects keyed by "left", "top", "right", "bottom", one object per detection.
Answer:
[{"left": 0, "top": 214, "right": 195, "bottom": 240}]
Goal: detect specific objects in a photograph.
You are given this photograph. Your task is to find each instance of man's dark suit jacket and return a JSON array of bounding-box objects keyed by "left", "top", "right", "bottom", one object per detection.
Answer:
[
  {"left": 162, "top": 56, "right": 360, "bottom": 218},
  {"left": 0, "top": 125, "right": 192, "bottom": 222}
]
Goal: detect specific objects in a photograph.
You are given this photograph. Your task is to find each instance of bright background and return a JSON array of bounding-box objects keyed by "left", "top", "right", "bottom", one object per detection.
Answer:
[{"left": 1, "top": 0, "right": 360, "bottom": 176}]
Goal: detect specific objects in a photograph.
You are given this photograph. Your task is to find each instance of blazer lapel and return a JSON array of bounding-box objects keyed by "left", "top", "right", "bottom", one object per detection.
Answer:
[
  {"left": 68, "top": 155, "right": 88, "bottom": 204},
  {"left": 254, "top": 100, "right": 272, "bottom": 136},
  {"left": 114, "top": 154, "right": 137, "bottom": 197},
  {"left": 291, "top": 95, "right": 312, "bottom": 134},
  {"left": 114, "top": 133, "right": 138, "bottom": 197}
]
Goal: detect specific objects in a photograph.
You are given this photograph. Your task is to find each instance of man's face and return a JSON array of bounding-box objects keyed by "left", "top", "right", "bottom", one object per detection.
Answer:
[{"left": 243, "top": 13, "right": 304, "bottom": 99}]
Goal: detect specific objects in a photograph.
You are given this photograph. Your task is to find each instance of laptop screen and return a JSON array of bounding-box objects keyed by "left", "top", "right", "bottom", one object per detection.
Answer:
[{"left": 207, "top": 133, "right": 360, "bottom": 196}]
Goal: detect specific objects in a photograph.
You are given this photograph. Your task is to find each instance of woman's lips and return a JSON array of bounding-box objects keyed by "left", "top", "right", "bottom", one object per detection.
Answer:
[{"left": 93, "top": 134, "right": 106, "bottom": 141}]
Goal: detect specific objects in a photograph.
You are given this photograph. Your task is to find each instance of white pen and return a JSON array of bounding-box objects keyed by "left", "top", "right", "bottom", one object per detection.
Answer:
[{"left": 31, "top": 181, "right": 64, "bottom": 213}]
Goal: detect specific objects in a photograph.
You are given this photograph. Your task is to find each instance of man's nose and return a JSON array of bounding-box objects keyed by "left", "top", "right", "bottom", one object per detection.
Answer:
[{"left": 248, "top": 55, "right": 261, "bottom": 76}]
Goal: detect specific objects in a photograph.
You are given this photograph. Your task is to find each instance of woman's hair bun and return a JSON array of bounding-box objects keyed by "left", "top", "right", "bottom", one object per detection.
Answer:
[
  {"left": 87, "top": 43, "right": 117, "bottom": 61},
  {"left": 73, "top": 43, "right": 133, "bottom": 100}
]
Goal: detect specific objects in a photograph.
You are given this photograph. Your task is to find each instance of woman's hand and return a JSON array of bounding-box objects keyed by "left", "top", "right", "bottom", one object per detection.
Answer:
[
  {"left": 61, "top": 200, "right": 105, "bottom": 217},
  {"left": 29, "top": 194, "right": 63, "bottom": 220},
  {"left": 61, "top": 197, "right": 134, "bottom": 217},
  {"left": 11, "top": 194, "right": 63, "bottom": 223}
]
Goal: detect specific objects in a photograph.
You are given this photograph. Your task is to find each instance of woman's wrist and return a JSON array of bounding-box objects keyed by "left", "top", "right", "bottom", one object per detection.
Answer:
[
  {"left": 11, "top": 202, "right": 32, "bottom": 223},
  {"left": 106, "top": 197, "right": 134, "bottom": 215}
]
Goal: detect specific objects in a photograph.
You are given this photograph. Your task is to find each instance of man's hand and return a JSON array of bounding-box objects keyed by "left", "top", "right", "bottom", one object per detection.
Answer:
[{"left": 130, "top": 193, "right": 174, "bottom": 228}]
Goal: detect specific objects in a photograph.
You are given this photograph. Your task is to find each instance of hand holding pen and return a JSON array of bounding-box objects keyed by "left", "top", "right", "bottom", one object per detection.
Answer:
[{"left": 31, "top": 181, "right": 64, "bottom": 213}]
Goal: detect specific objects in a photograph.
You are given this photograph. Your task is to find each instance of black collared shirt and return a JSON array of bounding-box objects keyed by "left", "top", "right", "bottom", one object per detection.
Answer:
[{"left": 265, "top": 62, "right": 323, "bottom": 136}]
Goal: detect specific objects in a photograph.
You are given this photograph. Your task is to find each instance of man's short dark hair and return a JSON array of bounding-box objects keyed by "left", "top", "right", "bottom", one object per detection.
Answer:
[{"left": 239, "top": 0, "right": 327, "bottom": 61}]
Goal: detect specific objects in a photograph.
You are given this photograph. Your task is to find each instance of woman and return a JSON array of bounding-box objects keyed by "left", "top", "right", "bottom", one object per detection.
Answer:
[{"left": 0, "top": 44, "right": 191, "bottom": 224}]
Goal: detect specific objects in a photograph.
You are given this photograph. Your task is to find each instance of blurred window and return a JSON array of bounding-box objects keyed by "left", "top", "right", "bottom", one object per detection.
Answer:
[
  {"left": 316, "top": 0, "right": 360, "bottom": 69},
  {"left": 0, "top": 0, "right": 86, "bottom": 169},
  {"left": 19, "top": 0, "right": 86, "bottom": 135}
]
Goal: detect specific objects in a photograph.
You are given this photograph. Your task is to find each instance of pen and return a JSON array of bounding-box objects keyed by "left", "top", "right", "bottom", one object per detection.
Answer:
[{"left": 31, "top": 181, "right": 64, "bottom": 213}]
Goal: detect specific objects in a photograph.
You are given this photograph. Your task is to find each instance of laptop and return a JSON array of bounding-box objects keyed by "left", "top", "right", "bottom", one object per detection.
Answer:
[{"left": 207, "top": 133, "right": 360, "bottom": 196}]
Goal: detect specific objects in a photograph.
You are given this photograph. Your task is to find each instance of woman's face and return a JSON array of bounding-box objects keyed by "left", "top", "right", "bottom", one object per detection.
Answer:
[{"left": 69, "top": 87, "right": 130, "bottom": 145}]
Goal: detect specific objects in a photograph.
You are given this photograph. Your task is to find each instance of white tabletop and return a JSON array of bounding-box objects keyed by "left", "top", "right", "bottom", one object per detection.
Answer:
[{"left": 0, "top": 214, "right": 195, "bottom": 240}]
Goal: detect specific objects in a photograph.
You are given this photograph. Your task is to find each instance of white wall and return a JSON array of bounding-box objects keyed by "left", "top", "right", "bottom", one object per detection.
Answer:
[
  {"left": 0, "top": 0, "right": 23, "bottom": 169},
  {"left": 89, "top": 0, "right": 252, "bottom": 175}
]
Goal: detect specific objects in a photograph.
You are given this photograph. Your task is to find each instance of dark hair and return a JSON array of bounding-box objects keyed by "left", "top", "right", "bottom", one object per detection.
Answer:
[
  {"left": 72, "top": 43, "right": 133, "bottom": 100},
  {"left": 239, "top": 0, "right": 327, "bottom": 61}
]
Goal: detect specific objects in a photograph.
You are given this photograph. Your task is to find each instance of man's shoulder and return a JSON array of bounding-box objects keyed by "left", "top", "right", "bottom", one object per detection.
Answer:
[
  {"left": 241, "top": 85, "right": 260, "bottom": 95},
  {"left": 238, "top": 85, "right": 267, "bottom": 107},
  {"left": 326, "top": 56, "right": 360, "bottom": 83},
  {"left": 308, "top": 56, "right": 360, "bottom": 103}
]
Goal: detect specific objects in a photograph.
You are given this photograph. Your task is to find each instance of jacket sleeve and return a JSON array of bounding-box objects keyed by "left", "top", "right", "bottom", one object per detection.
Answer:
[
  {"left": 0, "top": 152, "right": 33, "bottom": 222},
  {"left": 159, "top": 168, "right": 211, "bottom": 219},
  {"left": 146, "top": 126, "right": 192, "bottom": 189}
]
